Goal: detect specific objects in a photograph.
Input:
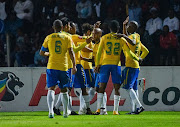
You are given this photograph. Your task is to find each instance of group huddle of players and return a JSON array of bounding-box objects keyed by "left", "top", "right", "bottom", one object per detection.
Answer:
[{"left": 40, "top": 16, "right": 149, "bottom": 118}]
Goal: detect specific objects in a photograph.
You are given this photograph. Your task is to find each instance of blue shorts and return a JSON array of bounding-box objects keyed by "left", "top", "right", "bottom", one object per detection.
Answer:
[
  {"left": 46, "top": 69, "right": 70, "bottom": 89},
  {"left": 84, "top": 69, "right": 95, "bottom": 88},
  {"left": 95, "top": 73, "right": 100, "bottom": 88},
  {"left": 73, "top": 64, "right": 87, "bottom": 88},
  {"left": 99, "top": 65, "right": 121, "bottom": 84},
  {"left": 64, "top": 68, "right": 74, "bottom": 88},
  {"left": 121, "top": 67, "right": 139, "bottom": 90}
]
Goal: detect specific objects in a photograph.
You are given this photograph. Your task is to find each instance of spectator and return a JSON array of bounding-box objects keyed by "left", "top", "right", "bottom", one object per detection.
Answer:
[
  {"left": 160, "top": 25, "right": 178, "bottom": 65},
  {"left": 127, "top": 0, "right": 142, "bottom": 25},
  {"left": 57, "top": 0, "right": 77, "bottom": 20},
  {"left": 92, "top": 0, "right": 106, "bottom": 21},
  {"left": 42, "top": 0, "right": 57, "bottom": 20},
  {"left": 15, "top": 28, "right": 25, "bottom": 67},
  {"left": 163, "top": 9, "right": 179, "bottom": 32},
  {"left": 145, "top": 8, "right": 163, "bottom": 65},
  {"left": 33, "top": 45, "right": 47, "bottom": 67},
  {"left": 172, "top": 0, "right": 180, "bottom": 14},
  {"left": 76, "top": 0, "right": 92, "bottom": 20},
  {"left": 14, "top": 0, "right": 34, "bottom": 22},
  {"left": 0, "top": 0, "right": 7, "bottom": 20},
  {"left": 145, "top": 8, "right": 162, "bottom": 36},
  {"left": 4, "top": 12, "right": 23, "bottom": 37}
]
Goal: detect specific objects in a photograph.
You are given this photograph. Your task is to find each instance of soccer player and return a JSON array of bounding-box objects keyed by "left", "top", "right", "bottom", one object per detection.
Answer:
[
  {"left": 81, "top": 28, "right": 108, "bottom": 115},
  {"left": 40, "top": 19, "right": 77, "bottom": 118},
  {"left": 80, "top": 23, "right": 95, "bottom": 108},
  {"left": 53, "top": 19, "right": 92, "bottom": 115},
  {"left": 118, "top": 18, "right": 149, "bottom": 114},
  {"left": 94, "top": 20, "right": 141, "bottom": 115}
]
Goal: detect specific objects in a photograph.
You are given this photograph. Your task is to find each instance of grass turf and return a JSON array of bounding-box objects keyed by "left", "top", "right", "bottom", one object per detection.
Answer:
[{"left": 0, "top": 111, "right": 180, "bottom": 127}]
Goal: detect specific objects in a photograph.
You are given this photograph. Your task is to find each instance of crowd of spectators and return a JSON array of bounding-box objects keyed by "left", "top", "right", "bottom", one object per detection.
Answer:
[{"left": 0, "top": 0, "right": 180, "bottom": 67}]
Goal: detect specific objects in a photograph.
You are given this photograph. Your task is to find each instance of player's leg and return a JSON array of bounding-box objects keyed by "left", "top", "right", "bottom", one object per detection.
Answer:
[
  {"left": 125, "top": 68, "right": 144, "bottom": 114},
  {"left": 58, "top": 70, "right": 71, "bottom": 118},
  {"left": 73, "top": 64, "right": 92, "bottom": 114},
  {"left": 46, "top": 69, "right": 58, "bottom": 118},
  {"left": 95, "top": 73, "right": 108, "bottom": 115},
  {"left": 100, "top": 92, "right": 108, "bottom": 115},
  {"left": 66, "top": 69, "right": 78, "bottom": 115},
  {"left": 94, "top": 65, "right": 110, "bottom": 115},
  {"left": 111, "top": 65, "right": 121, "bottom": 115},
  {"left": 87, "top": 69, "right": 96, "bottom": 101}
]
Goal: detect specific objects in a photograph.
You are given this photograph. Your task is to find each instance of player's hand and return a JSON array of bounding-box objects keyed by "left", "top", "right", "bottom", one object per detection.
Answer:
[
  {"left": 72, "top": 66, "right": 77, "bottom": 75},
  {"left": 94, "top": 21, "right": 101, "bottom": 28},
  {"left": 86, "top": 37, "right": 93, "bottom": 44},
  {"left": 94, "top": 65, "right": 101, "bottom": 73},
  {"left": 114, "top": 34, "right": 125, "bottom": 38},
  {"left": 123, "top": 16, "right": 129, "bottom": 25},
  {"left": 139, "top": 57, "right": 143, "bottom": 64}
]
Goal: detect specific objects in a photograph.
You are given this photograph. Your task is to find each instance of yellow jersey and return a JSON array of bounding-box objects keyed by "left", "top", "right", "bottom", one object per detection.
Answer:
[
  {"left": 72, "top": 35, "right": 87, "bottom": 65},
  {"left": 42, "top": 32, "right": 72, "bottom": 71},
  {"left": 96, "top": 33, "right": 139, "bottom": 66},
  {"left": 81, "top": 41, "right": 94, "bottom": 69},
  {"left": 124, "top": 33, "right": 149, "bottom": 68},
  {"left": 61, "top": 31, "right": 73, "bottom": 69},
  {"left": 93, "top": 41, "right": 103, "bottom": 65},
  {"left": 61, "top": 32, "right": 88, "bottom": 69}
]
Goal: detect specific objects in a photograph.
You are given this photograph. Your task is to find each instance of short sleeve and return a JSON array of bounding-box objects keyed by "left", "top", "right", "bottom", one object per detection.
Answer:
[{"left": 41, "top": 36, "right": 49, "bottom": 51}]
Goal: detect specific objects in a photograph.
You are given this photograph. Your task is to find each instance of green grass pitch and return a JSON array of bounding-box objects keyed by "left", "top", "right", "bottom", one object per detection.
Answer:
[{"left": 0, "top": 111, "right": 180, "bottom": 127}]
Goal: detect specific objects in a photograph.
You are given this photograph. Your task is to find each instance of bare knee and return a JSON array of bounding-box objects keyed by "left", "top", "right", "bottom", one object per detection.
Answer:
[
  {"left": 99, "top": 83, "right": 107, "bottom": 93},
  {"left": 81, "top": 88, "right": 88, "bottom": 95}
]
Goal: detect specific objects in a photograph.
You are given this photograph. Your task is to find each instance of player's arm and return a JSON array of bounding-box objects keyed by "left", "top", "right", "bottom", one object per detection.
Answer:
[
  {"left": 140, "top": 43, "right": 149, "bottom": 59},
  {"left": 115, "top": 34, "right": 136, "bottom": 45},
  {"left": 122, "top": 38, "right": 139, "bottom": 61},
  {"left": 81, "top": 56, "right": 94, "bottom": 62},
  {"left": 123, "top": 16, "right": 129, "bottom": 35},
  {"left": 40, "top": 36, "right": 49, "bottom": 57},
  {"left": 81, "top": 46, "right": 93, "bottom": 52},
  {"left": 68, "top": 38, "right": 77, "bottom": 74},
  {"left": 94, "top": 38, "right": 104, "bottom": 73},
  {"left": 69, "top": 47, "right": 76, "bottom": 73},
  {"left": 73, "top": 37, "right": 93, "bottom": 53}
]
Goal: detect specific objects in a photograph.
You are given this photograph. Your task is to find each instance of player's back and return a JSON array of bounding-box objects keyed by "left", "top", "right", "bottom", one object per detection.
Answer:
[
  {"left": 125, "top": 33, "right": 141, "bottom": 68},
  {"left": 46, "top": 32, "right": 72, "bottom": 71},
  {"left": 100, "top": 33, "right": 124, "bottom": 66}
]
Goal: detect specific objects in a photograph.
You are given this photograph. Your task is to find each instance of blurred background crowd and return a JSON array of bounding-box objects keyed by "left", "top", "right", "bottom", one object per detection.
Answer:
[{"left": 0, "top": 0, "right": 180, "bottom": 67}]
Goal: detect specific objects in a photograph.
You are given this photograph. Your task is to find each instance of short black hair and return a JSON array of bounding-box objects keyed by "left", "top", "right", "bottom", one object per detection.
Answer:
[
  {"left": 53, "top": 19, "right": 62, "bottom": 29},
  {"left": 61, "top": 17, "right": 69, "bottom": 26},
  {"left": 109, "top": 20, "right": 120, "bottom": 33},
  {"left": 81, "top": 23, "right": 94, "bottom": 34},
  {"left": 70, "top": 21, "right": 76, "bottom": 27}
]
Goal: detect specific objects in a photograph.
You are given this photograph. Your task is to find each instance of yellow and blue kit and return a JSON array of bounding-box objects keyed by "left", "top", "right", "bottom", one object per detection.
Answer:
[
  {"left": 122, "top": 33, "right": 149, "bottom": 90},
  {"left": 96, "top": 32, "right": 139, "bottom": 84},
  {"left": 61, "top": 32, "right": 89, "bottom": 88},
  {"left": 81, "top": 41, "right": 95, "bottom": 88},
  {"left": 41, "top": 32, "right": 72, "bottom": 88},
  {"left": 72, "top": 35, "right": 88, "bottom": 88}
]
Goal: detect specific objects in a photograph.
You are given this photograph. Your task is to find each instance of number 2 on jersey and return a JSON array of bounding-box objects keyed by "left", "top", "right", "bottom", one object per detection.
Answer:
[
  {"left": 106, "top": 42, "right": 120, "bottom": 55},
  {"left": 55, "top": 41, "right": 62, "bottom": 54}
]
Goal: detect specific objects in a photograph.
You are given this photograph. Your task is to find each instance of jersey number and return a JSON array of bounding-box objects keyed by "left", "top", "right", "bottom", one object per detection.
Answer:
[
  {"left": 55, "top": 41, "right": 62, "bottom": 54},
  {"left": 106, "top": 42, "right": 120, "bottom": 55}
]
